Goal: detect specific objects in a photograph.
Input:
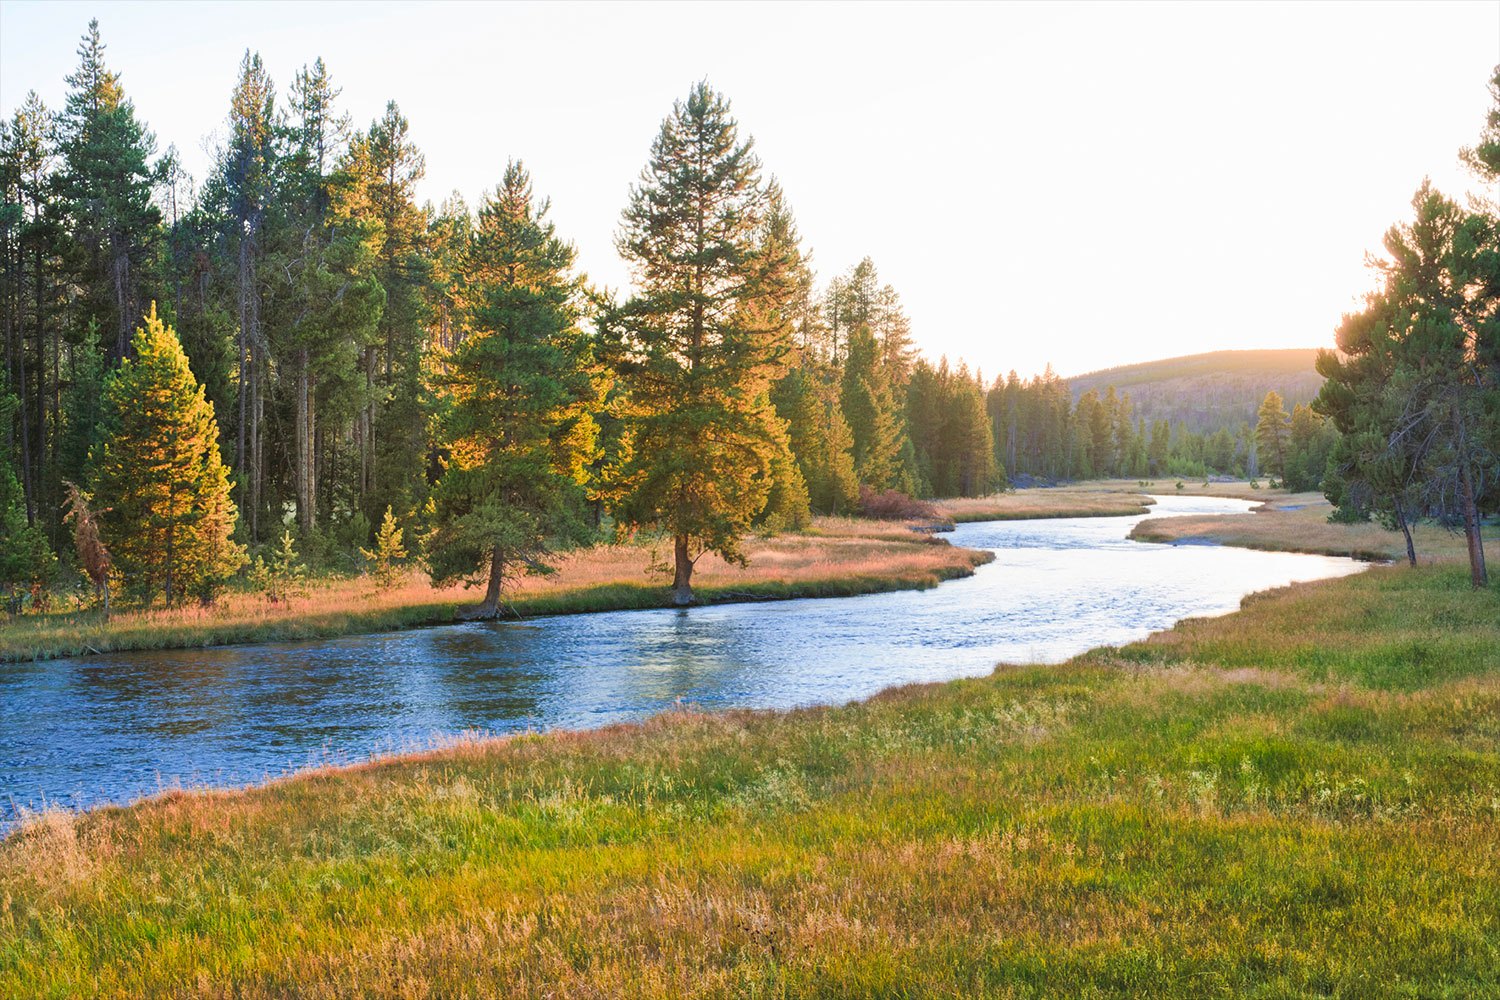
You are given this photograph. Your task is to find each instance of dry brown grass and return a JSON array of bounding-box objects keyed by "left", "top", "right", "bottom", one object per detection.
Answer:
[
  {"left": 1128, "top": 492, "right": 1486, "bottom": 563},
  {"left": 935, "top": 488, "right": 1152, "bottom": 522},
  {"left": 935, "top": 478, "right": 1306, "bottom": 524},
  {"left": 0, "top": 518, "right": 989, "bottom": 663}
]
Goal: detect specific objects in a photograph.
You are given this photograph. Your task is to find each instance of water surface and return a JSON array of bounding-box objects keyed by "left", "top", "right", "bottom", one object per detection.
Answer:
[{"left": 0, "top": 495, "right": 1364, "bottom": 821}]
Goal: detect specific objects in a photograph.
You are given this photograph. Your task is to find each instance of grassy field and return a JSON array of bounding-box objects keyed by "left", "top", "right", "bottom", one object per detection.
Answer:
[
  {"left": 0, "top": 518, "right": 989, "bottom": 663},
  {"left": 935, "top": 487, "right": 1153, "bottom": 523},
  {"left": 934, "top": 478, "right": 1299, "bottom": 525},
  {"left": 1130, "top": 491, "right": 1495, "bottom": 563},
  {"left": 3, "top": 527, "right": 1498, "bottom": 995}
]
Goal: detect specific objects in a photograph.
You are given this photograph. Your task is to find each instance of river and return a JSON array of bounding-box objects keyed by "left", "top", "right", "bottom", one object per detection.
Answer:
[{"left": 0, "top": 494, "right": 1366, "bottom": 822}]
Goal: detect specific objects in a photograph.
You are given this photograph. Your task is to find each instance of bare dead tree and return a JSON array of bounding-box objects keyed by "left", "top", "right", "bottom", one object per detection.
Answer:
[{"left": 63, "top": 481, "right": 111, "bottom": 620}]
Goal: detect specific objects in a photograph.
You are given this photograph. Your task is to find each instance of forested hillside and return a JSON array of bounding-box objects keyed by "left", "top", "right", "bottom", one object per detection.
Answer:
[{"left": 1068, "top": 349, "right": 1324, "bottom": 433}]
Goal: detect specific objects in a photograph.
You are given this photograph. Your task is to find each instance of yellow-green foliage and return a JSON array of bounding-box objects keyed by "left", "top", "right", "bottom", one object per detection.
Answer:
[
  {"left": 89, "top": 306, "right": 245, "bottom": 605},
  {"left": 2, "top": 562, "right": 1497, "bottom": 996},
  {"left": 360, "top": 507, "right": 408, "bottom": 590}
]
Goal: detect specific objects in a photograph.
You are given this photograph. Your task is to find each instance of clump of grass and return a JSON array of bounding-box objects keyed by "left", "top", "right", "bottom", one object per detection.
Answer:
[{"left": 3, "top": 560, "right": 1498, "bottom": 996}]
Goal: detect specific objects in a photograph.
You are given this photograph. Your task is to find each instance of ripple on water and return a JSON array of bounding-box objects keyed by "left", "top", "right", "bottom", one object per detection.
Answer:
[{"left": 0, "top": 494, "right": 1365, "bottom": 822}]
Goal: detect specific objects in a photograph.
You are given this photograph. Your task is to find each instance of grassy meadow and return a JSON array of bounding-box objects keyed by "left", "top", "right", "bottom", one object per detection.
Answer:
[
  {"left": 3, "top": 511, "right": 1498, "bottom": 996},
  {"left": 935, "top": 487, "right": 1153, "bottom": 522},
  {"left": 0, "top": 518, "right": 989, "bottom": 663},
  {"left": 1131, "top": 491, "right": 1495, "bottom": 563},
  {"left": 933, "top": 478, "right": 1293, "bottom": 525}
]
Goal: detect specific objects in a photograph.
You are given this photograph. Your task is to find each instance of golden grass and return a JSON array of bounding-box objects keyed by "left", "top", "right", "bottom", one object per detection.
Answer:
[
  {"left": 935, "top": 479, "right": 1307, "bottom": 525},
  {"left": 0, "top": 518, "right": 990, "bottom": 663},
  {"left": 935, "top": 487, "right": 1153, "bottom": 522},
  {"left": 1128, "top": 492, "right": 1491, "bottom": 563}
]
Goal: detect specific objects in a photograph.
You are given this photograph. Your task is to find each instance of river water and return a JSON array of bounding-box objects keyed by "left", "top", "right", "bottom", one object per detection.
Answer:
[{"left": 0, "top": 495, "right": 1365, "bottom": 822}]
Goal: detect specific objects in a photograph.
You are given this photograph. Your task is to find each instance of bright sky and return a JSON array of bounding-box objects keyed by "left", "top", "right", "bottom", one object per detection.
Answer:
[{"left": 3, "top": 1, "right": 1497, "bottom": 378}]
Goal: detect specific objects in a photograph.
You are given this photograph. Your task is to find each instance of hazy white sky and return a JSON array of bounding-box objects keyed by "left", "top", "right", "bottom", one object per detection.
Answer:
[{"left": 2, "top": 1, "right": 1497, "bottom": 378}]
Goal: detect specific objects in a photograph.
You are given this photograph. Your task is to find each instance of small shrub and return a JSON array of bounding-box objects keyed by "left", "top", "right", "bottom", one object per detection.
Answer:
[
  {"left": 1175, "top": 481, "right": 1185, "bottom": 491},
  {"left": 857, "top": 485, "right": 938, "bottom": 521},
  {"left": 1250, "top": 479, "right": 1261, "bottom": 490},
  {"left": 251, "top": 531, "right": 307, "bottom": 604},
  {"left": 361, "top": 507, "right": 408, "bottom": 590}
]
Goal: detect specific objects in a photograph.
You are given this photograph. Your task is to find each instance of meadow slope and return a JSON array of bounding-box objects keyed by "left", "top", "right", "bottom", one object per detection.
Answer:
[{"left": 3, "top": 524, "right": 1497, "bottom": 997}]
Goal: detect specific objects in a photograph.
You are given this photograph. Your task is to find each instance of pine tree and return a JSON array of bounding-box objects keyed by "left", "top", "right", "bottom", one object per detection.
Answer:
[
  {"left": 90, "top": 305, "right": 245, "bottom": 604},
  {"left": 219, "top": 51, "right": 277, "bottom": 543},
  {"left": 605, "top": 82, "right": 791, "bottom": 606},
  {"left": 282, "top": 58, "right": 379, "bottom": 536},
  {"left": 0, "top": 377, "right": 53, "bottom": 607},
  {"left": 56, "top": 321, "right": 106, "bottom": 497},
  {"left": 55, "top": 19, "right": 161, "bottom": 360},
  {"left": 1255, "top": 390, "right": 1291, "bottom": 481},
  {"left": 750, "top": 181, "right": 813, "bottom": 530},
  {"left": 772, "top": 365, "right": 858, "bottom": 515},
  {"left": 1147, "top": 419, "right": 1170, "bottom": 476},
  {"left": 1316, "top": 296, "right": 1425, "bottom": 565},
  {"left": 1286, "top": 403, "right": 1335, "bottom": 492},
  {"left": 4, "top": 90, "right": 68, "bottom": 544},
  {"left": 949, "top": 365, "right": 997, "bottom": 496},
  {"left": 841, "top": 324, "right": 906, "bottom": 491},
  {"left": 427, "top": 162, "right": 598, "bottom": 617},
  {"left": 360, "top": 506, "right": 407, "bottom": 589},
  {"left": 337, "top": 101, "right": 428, "bottom": 526}
]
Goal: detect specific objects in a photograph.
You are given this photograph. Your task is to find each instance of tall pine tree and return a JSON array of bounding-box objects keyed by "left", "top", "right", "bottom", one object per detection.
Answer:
[
  {"left": 1255, "top": 390, "right": 1291, "bottom": 480},
  {"left": 605, "top": 81, "right": 791, "bottom": 605},
  {"left": 90, "top": 305, "right": 245, "bottom": 604},
  {"left": 426, "top": 162, "right": 599, "bottom": 617}
]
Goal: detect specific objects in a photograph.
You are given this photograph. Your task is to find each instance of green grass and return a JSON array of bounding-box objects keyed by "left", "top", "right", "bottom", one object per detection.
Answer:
[{"left": 3, "top": 560, "right": 1497, "bottom": 997}]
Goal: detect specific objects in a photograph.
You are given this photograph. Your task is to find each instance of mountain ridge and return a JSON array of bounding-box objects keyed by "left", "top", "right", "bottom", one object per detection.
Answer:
[{"left": 1067, "top": 348, "right": 1324, "bottom": 434}]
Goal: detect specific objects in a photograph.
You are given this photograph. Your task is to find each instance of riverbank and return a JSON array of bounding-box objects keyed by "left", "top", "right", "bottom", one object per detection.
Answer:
[
  {"left": 3, "top": 534, "right": 1496, "bottom": 995},
  {"left": 0, "top": 484, "right": 1288, "bottom": 664},
  {"left": 1130, "top": 491, "right": 1496, "bottom": 563},
  {"left": 0, "top": 518, "right": 990, "bottom": 663},
  {"left": 934, "top": 478, "right": 1290, "bottom": 524},
  {"left": 935, "top": 486, "right": 1153, "bottom": 522}
]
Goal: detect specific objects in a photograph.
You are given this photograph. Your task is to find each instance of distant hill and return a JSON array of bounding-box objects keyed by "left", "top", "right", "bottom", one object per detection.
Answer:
[{"left": 1068, "top": 348, "right": 1324, "bottom": 433}]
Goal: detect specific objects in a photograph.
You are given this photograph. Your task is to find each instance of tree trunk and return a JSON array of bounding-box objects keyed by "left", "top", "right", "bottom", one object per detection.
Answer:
[
  {"left": 33, "top": 241, "right": 46, "bottom": 529},
  {"left": 359, "top": 345, "right": 377, "bottom": 504},
  {"left": 14, "top": 313, "right": 33, "bottom": 524},
  {"left": 672, "top": 532, "right": 694, "bottom": 606},
  {"left": 457, "top": 546, "right": 507, "bottom": 621},
  {"left": 236, "top": 239, "right": 249, "bottom": 494},
  {"left": 111, "top": 236, "right": 131, "bottom": 359},
  {"left": 1394, "top": 503, "right": 1417, "bottom": 568},
  {"left": 250, "top": 346, "right": 262, "bottom": 544},
  {"left": 296, "top": 348, "right": 313, "bottom": 534},
  {"left": 1459, "top": 463, "right": 1488, "bottom": 589}
]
